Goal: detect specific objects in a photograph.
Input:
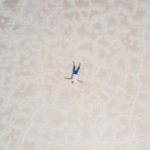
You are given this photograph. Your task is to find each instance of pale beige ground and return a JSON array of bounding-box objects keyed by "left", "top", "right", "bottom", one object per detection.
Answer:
[{"left": 0, "top": 0, "right": 150, "bottom": 150}]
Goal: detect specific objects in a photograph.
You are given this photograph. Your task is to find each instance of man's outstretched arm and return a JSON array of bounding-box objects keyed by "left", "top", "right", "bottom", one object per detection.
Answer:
[
  {"left": 64, "top": 77, "right": 70, "bottom": 80},
  {"left": 78, "top": 80, "right": 84, "bottom": 83}
]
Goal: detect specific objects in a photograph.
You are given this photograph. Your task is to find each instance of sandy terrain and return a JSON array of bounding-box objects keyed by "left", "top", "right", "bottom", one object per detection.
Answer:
[{"left": 0, "top": 0, "right": 150, "bottom": 150}]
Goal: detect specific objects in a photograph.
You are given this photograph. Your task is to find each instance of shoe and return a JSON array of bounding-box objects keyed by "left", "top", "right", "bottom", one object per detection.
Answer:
[{"left": 72, "top": 61, "right": 75, "bottom": 65}]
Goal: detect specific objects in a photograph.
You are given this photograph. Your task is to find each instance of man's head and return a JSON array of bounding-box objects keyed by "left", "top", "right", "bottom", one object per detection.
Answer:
[{"left": 72, "top": 81, "right": 75, "bottom": 84}]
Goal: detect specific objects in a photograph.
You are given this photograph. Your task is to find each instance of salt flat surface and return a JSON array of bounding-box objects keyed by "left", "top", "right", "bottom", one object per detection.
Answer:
[{"left": 0, "top": 0, "right": 150, "bottom": 150}]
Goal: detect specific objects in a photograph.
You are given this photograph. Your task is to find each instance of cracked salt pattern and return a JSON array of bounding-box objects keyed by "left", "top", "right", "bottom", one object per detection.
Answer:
[{"left": 0, "top": 0, "right": 150, "bottom": 150}]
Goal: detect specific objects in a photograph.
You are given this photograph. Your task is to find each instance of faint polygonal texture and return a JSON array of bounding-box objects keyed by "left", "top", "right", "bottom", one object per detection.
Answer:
[
  {"left": 25, "top": 124, "right": 50, "bottom": 142},
  {"left": 0, "top": 39, "right": 10, "bottom": 54},
  {"left": 78, "top": 55, "right": 98, "bottom": 80},
  {"left": 77, "top": 38, "right": 96, "bottom": 55},
  {"left": 115, "top": 115, "right": 133, "bottom": 141},
  {"left": 127, "top": 56, "right": 140, "bottom": 73},
  {"left": 0, "top": 74, "right": 18, "bottom": 96},
  {"left": 134, "top": 137, "right": 150, "bottom": 150},
  {"left": 120, "top": 0, "right": 137, "bottom": 16},
  {"left": 93, "top": 141, "right": 112, "bottom": 150},
  {"left": 140, "top": 49, "right": 150, "bottom": 72},
  {"left": 52, "top": 84, "right": 81, "bottom": 110},
  {"left": 60, "top": 0, "right": 74, "bottom": 10},
  {"left": 38, "top": 82, "right": 58, "bottom": 108},
  {"left": 0, "top": 11, "right": 14, "bottom": 34},
  {"left": 47, "top": 141, "right": 65, "bottom": 150},
  {"left": 66, "top": 143, "right": 92, "bottom": 150},
  {"left": 101, "top": 122, "right": 117, "bottom": 141},
  {"left": 46, "top": 37, "right": 72, "bottom": 53},
  {"left": 0, "top": 0, "right": 24, "bottom": 15},
  {"left": 103, "top": 98, "right": 119, "bottom": 122},
  {"left": 138, "top": 0, "right": 150, "bottom": 7},
  {"left": 0, "top": 0, "right": 150, "bottom": 149},
  {"left": 19, "top": 137, "right": 39, "bottom": 150},
  {"left": 138, "top": 72, "right": 150, "bottom": 92},
  {"left": 94, "top": 66, "right": 111, "bottom": 86},
  {"left": 78, "top": 126, "right": 94, "bottom": 142},
  {"left": 133, "top": 117, "right": 150, "bottom": 138},
  {"left": 0, "top": 125, "right": 23, "bottom": 150},
  {"left": 130, "top": 100, "right": 150, "bottom": 119},
  {"left": 122, "top": 73, "right": 137, "bottom": 100},
  {"left": 109, "top": 70, "right": 124, "bottom": 87},
  {"left": 0, "top": 94, "right": 8, "bottom": 109},
  {"left": 91, "top": 0, "right": 111, "bottom": 7},
  {"left": 10, "top": 80, "right": 38, "bottom": 104},
  {"left": 112, "top": 141, "right": 132, "bottom": 150}
]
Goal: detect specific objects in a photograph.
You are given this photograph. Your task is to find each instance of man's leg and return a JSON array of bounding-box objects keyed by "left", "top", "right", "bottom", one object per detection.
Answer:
[
  {"left": 75, "top": 63, "right": 81, "bottom": 75},
  {"left": 72, "top": 62, "right": 76, "bottom": 74}
]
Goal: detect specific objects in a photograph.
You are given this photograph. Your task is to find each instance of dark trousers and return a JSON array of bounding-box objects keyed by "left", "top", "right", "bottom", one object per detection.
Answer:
[{"left": 73, "top": 66, "right": 80, "bottom": 75}]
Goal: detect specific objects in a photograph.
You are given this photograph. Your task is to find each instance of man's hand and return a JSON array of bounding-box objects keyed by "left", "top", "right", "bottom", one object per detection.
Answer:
[
  {"left": 64, "top": 77, "right": 70, "bottom": 80},
  {"left": 78, "top": 80, "right": 84, "bottom": 83}
]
